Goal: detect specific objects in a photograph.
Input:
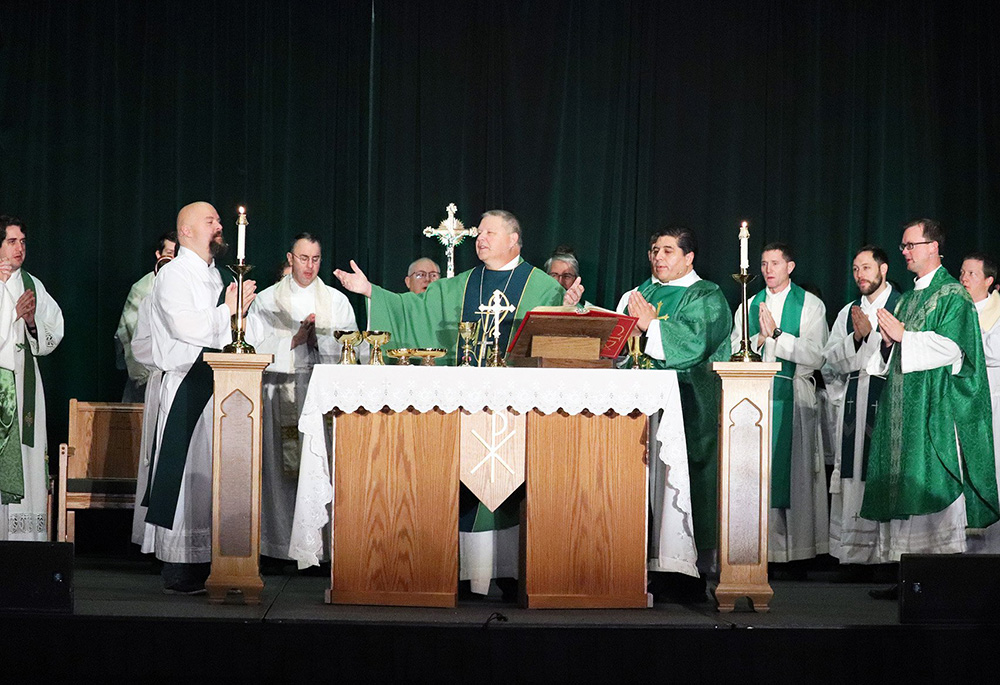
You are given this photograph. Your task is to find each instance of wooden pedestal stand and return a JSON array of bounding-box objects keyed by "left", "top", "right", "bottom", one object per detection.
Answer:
[
  {"left": 203, "top": 352, "right": 273, "bottom": 605},
  {"left": 712, "top": 361, "right": 780, "bottom": 613}
]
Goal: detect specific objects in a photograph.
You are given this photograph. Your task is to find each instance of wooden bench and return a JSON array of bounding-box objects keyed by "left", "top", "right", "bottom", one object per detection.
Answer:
[{"left": 56, "top": 400, "right": 144, "bottom": 543}]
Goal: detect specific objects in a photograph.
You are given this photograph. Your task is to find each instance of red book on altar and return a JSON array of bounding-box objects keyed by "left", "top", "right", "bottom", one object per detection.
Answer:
[{"left": 507, "top": 305, "right": 638, "bottom": 365}]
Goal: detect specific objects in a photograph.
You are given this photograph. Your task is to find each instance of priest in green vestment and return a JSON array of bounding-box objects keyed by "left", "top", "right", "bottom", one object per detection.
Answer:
[
  {"left": 334, "top": 209, "right": 583, "bottom": 596},
  {"left": 861, "top": 219, "right": 999, "bottom": 564},
  {"left": 616, "top": 227, "right": 731, "bottom": 599}
]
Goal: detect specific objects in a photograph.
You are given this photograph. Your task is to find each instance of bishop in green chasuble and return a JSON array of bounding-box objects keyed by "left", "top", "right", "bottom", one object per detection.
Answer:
[{"left": 335, "top": 210, "right": 578, "bottom": 594}]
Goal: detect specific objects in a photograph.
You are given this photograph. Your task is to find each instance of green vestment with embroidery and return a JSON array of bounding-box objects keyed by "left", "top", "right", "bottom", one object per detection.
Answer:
[{"left": 860, "top": 268, "right": 1000, "bottom": 527}]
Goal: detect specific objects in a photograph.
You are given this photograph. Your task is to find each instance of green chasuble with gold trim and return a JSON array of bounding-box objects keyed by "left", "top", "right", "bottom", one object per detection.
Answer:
[
  {"left": 635, "top": 277, "right": 732, "bottom": 549},
  {"left": 370, "top": 260, "right": 564, "bottom": 533},
  {"left": 861, "top": 268, "right": 1000, "bottom": 528}
]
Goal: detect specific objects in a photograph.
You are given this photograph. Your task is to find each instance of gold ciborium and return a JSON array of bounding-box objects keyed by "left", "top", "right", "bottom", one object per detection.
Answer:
[
  {"left": 386, "top": 348, "right": 415, "bottom": 365},
  {"left": 363, "top": 330, "right": 391, "bottom": 365},
  {"left": 334, "top": 330, "right": 363, "bottom": 365},
  {"left": 458, "top": 321, "right": 479, "bottom": 367},
  {"left": 413, "top": 348, "right": 447, "bottom": 366}
]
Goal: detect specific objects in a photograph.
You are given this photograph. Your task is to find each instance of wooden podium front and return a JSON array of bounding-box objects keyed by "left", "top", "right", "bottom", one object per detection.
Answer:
[
  {"left": 327, "top": 409, "right": 460, "bottom": 608},
  {"left": 525, "top": 410, "right": 649, "bottom": 608}
]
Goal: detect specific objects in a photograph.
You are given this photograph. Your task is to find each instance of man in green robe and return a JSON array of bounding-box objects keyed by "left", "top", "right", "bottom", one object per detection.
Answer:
[
  {"left": 616, "top": 226, "right": 731, "bottom": 602},
  {"left": 334, "top": 209, "right": 582, "bottom": 597},
  {"left": 862, "top": 219, "right": 999, "bottom": 575}
]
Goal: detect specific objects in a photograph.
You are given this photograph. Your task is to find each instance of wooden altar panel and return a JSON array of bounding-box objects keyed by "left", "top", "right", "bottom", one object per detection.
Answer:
[
  {"left": 330, "top": 408, "right": 460, "bottom": 607},
  {"left": 524, "top": 411, "right": 649, "bottom": 609}
]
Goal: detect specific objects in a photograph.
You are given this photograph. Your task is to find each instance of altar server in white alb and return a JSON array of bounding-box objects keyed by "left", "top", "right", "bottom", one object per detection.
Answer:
[
  {"left": 138, "top": 202, "right": 256, "bottom": 594},
  {"left": 732, "top": 242, "right": 829, "bottom": 563},
  {"left": 959, "top": 251, "right": 1000, "bottom": 553},
  {"left": 246, "top": 233, "right": 358, "bottom": 561},
  {"left": 0, "top": 215, "right": 64, "bottom": 541},
  {"left": 823, "top": 245, "right": 899, "bottom": 563}
]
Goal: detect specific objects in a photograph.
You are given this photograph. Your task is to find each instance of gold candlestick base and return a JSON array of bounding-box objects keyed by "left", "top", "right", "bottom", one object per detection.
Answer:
[
  {"left": 224, "top": 262, "right": 256, "bottom": 354},
  {"left": 730, "top": 270, "right": 761, "bottom": 362}
]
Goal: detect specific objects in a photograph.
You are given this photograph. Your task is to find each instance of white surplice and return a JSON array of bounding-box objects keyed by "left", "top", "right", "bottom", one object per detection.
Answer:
[
  {"left": 732, "top": 283, "right": 829, "bottom": 562},
  {"left": 864, "top": 266, "right": 968, "bottom": 560},
  {"left": 246, "top": 275, "right": 357, "bottom": 560},
  {"left": 0, "top": 270, "right": 64, "bottom": 541},
  {"left": 965, "top": 290, "right": 1000, "bottom": 553},
  {"left": 115, "top": 271, "right": 155, "bottom": 402},
  {"left": 823, "top": 284, "right": 893, "bottom": 563},
  {"left": 137, "top": 246, "right": 233, "bottom": 563}
]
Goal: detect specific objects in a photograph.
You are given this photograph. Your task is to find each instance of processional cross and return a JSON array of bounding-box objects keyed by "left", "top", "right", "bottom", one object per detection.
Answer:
[
  {"left": 477, "top": 290, "right": 516, "bottom": 367},
  {"left": 423, "top": 203, "right": 478, "bottom": 278}
]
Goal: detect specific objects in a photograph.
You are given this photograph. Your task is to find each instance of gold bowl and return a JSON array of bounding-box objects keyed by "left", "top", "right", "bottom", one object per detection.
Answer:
[
  {"left": 385, "top": 348, "right": 416, "bottom": 365},
  {"left": 412, "top": 348, "right": 447, "bottom": 366}
]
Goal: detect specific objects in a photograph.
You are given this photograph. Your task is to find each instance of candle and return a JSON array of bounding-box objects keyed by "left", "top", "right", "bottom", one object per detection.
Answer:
[
  {"left": 739, "top": 221, "right": 749, "bottom": 270},
  {"left": 237, "top": 206, "right": 247, "bottom": 261}
]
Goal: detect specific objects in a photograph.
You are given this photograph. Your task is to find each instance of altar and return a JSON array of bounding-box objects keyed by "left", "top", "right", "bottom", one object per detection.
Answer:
[{"left": 288, "top": 365, "right": 695, "bottom": 607}]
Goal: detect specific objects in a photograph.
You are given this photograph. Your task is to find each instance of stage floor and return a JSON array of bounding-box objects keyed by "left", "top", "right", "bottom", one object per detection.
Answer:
[{"left": 6, "top": 556, "right": 999, "bottom": 683}]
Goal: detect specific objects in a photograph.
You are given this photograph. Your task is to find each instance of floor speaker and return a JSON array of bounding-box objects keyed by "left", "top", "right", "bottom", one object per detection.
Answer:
[
  {"left": 899, "top": 553, "right": 1000, "bottom": 624},
  {"left": 0, "top": 541, "right": 74, "bottom": 614}
]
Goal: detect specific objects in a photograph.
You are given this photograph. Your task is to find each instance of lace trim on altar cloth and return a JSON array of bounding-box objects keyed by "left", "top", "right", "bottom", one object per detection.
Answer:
[{"left": 8, "top": 513, "right": 46, "bottom": 536}]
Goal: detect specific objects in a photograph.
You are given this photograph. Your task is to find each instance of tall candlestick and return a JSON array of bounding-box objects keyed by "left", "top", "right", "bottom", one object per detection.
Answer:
[
  {"left": 237, "top": 206, "right": 248, "bottom": 262},
  {"left": 739, "top": 220, "right": 750, "bottom": 271}
]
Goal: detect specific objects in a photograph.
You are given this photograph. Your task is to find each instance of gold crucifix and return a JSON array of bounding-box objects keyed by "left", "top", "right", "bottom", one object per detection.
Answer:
[{"left": 423, "top": 203, "right": 478, "bottom": 278}]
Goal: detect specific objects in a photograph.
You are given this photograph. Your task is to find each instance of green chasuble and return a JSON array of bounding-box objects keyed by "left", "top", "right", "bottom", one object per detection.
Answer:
[
  {"left": 635, "top": 277, "right": 732, "bottom": 550},
  {"left": 861, "top": 268, "right": 1000, "bottom": 528},
  {"left": 369, "top": 260, "right": 564, "bottom": 532}
]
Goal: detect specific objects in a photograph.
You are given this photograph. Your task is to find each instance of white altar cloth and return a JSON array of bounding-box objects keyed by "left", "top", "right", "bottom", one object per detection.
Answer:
[{"left": 288, "top": 365, "right": 696, "bottom": 576}]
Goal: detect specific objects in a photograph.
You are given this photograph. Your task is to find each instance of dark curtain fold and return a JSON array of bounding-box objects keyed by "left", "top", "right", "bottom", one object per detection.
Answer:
[{"left": 0, "top": 0, "right": 997, "bottom": 449}]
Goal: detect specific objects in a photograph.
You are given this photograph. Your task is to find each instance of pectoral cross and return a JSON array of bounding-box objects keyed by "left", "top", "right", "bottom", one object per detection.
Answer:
[
  {"left": 423, "top": 203, "right": 478, "bottom": 278},
  {"left": 477, "top": 290, "right": 516, "bottom": 366}
]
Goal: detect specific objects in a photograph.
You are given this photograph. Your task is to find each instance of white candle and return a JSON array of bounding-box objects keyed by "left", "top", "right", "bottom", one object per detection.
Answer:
[
  {"left": 237, "top": 206, "right": 247, "bottom": 261},
  {"left": 739, "top": 221, "right": 749, "bottom": 270}
]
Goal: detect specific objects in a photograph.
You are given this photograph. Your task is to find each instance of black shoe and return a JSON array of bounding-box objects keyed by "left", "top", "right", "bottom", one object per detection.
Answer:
[
  {"left": 495, "top": 577, "right": 520, "bottom": 604},
  {"left": 868, "top": 584, "right": 899, "bottom": 600},
  {"left": 650, "top": 572, "right": 708, "bottom": 604}
]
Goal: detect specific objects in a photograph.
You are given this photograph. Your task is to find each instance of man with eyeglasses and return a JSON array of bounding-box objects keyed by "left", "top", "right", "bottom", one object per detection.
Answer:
[
  {"left": 863, "top": 220, "right": 998, "bottom": 597},
  {"left": 731, "top": 242, "right": 829, "bottom": 570},
  {"left": 404, "top": 257, "right": 441, "bottom": 294},
  {"left": 823, "top": 245, "right": 899, "bottom": 565},
  {"left": 614, "top": 226, "right": 731, "bottom": 602},
  {"left": 247, "top": 233, "right": 358, "bottom": 562},
  {"left": 544, "top": 249, "right": 580, "bottom": 290}
]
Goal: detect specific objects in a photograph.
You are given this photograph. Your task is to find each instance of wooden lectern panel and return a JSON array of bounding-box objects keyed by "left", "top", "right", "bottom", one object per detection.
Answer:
[
  {"left": 525, "top": 411, "right": 648, "bottom": 608},
  {"left": 331, "top": 408, "right": 460, "bottom": 607}
]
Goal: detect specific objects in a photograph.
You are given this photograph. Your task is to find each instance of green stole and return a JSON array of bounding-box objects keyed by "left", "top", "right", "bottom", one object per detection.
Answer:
[
  {"left": 19, "top": 271, "right": 37, "bottom": 448},
  {"left": 0, "top": 368, "right": 22, "bottom": 504},
  {"left": 462, "top": 263, "right": 532, "bottom": 366},
  {"left": 144, "top": 266, "right": 232, "bottom": 529},
  {"left": 861, "top": 269, "right": 1000, "bottom": 527},
  {"left": 748, "top": 282, "right": 806, "bottom": 510},
  {"left": 839, "top": 288, "right": 900, "bottom": 480}
]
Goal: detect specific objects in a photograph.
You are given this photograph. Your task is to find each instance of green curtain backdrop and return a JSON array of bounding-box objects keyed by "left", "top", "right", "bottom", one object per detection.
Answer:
[{"left": 1, "top": 0, "right": 997, "bottom": 450}]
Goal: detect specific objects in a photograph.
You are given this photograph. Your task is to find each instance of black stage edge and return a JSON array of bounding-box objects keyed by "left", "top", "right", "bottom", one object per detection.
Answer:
[{"left": 4, "top": 558, "right": 1000, "bottom": 683}]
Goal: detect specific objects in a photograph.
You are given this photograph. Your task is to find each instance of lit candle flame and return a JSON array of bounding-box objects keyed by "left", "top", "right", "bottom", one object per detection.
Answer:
[{"left": 239, "top": 206, "right": 246, "bottom": 215}]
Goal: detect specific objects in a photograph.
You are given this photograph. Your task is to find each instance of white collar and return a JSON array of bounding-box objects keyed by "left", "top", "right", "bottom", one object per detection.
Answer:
[
  {"left": 289, "top": 276, "right": 317, "bottom": 294},
  {"left": 975, "top": 295, "right": 990, "bottom": 312},
  {"left": 176, "top": 245, "right": 214, "bottom": 269},
  {"left": 766, "top": 281, "right": 792, "bottom": 301},
  {"left": 489, "top": 256, "right": 521, "bottom": 272},
  {"left": 861, "top": 283, "right": 892, "bottom": 311},
  {"left": 652, "top": 269, "right": 701, "bottom": 288},
  {"left": 913, "top": 265, "right": 942, "bottom": 291}
]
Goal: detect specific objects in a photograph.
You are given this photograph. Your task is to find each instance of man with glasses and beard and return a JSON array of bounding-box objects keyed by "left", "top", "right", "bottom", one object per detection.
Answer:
[
  {"left": 136, "top": 201, "right": 257, "bottom": 594},
  {"left": 823, "top": 246, "right": 899, "bottom": 565}
]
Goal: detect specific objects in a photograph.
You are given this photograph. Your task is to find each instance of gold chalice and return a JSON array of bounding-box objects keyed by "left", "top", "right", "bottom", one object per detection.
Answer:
[
  {"left": 458, "top": 321, "right": 479, "bottom": 367},
  {"left": 386, "top": 348, "right": 415, "bottom": 365},
  {"left": 413, "top": 348, "right": 447, "bottom": 366},
  {"left": 627, "top": 334, "right": 652, "bottom": 370},
  {"left": 334, "top": 330, "right": 363, "bottom": 365},
  {"left": 363, "top": 330, "right": 391, "bottom": 365}
]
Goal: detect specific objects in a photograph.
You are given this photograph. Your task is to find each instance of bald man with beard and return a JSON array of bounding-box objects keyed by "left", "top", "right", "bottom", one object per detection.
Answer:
[{"left": 135, "top": 201, "right": 257, "bottom": 594}]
